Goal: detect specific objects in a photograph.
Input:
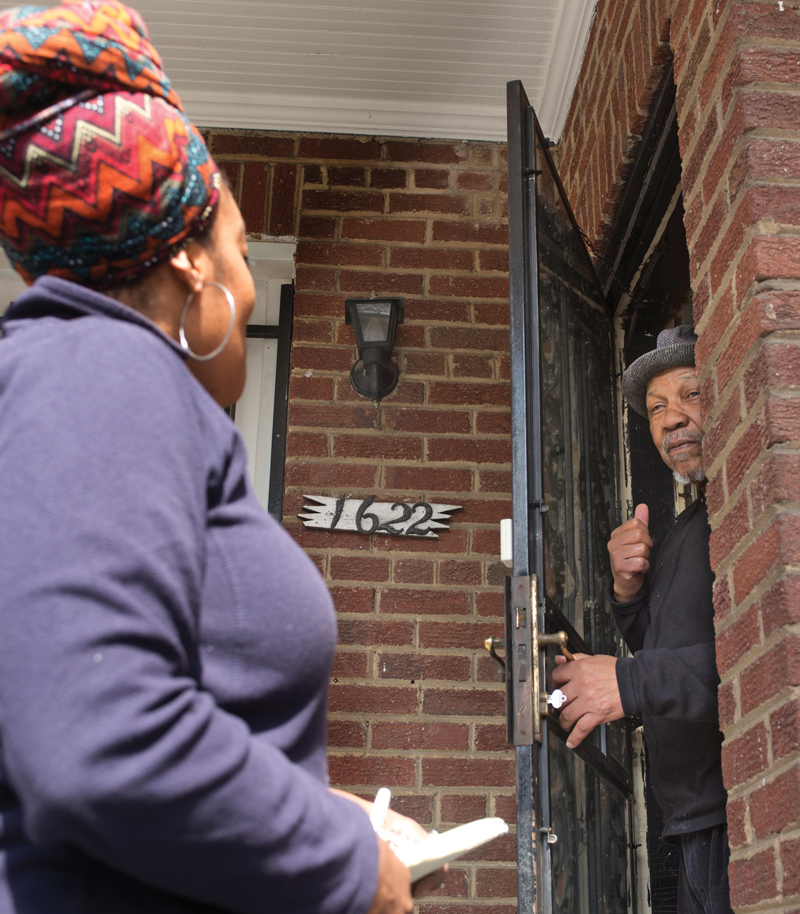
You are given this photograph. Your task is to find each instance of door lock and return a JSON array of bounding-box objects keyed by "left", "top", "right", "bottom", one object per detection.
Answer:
[
  {"left": 540, "top": 827, "right": 558, "bottom": 845},
  {"left": 531, "top": 581, "right": 575, "bottom": 743}
]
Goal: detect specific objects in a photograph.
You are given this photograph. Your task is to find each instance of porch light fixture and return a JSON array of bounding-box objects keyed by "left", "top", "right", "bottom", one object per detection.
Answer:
[{"left": 345, "top": 297, "right": 405, "bottom": 402}]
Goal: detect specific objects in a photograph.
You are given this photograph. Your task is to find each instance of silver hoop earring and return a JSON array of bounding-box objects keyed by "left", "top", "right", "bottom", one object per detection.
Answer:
[{"left": 179, "top": 281, "right": 236, "bottom": 362}]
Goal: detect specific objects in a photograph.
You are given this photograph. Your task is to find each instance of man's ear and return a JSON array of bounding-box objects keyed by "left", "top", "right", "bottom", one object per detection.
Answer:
[{"left": 168, "top": 248, "right": 204, "bottom": 294}]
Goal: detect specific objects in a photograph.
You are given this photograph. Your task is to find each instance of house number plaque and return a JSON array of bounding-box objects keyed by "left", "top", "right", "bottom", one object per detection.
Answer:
[{"left": 300, "top": 495, "right": 461, "bottom": 539}]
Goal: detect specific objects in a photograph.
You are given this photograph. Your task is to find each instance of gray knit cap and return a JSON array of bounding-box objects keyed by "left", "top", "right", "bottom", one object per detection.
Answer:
[{"left": 622, "top": 325, "right": 697, "bottom": 418}]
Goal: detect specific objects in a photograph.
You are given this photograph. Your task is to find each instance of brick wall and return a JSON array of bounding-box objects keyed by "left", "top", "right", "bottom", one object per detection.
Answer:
[
  {"left": 559, "top": 1, "right": 800, "bottom": 910},
  {"left": 203, "top": 130, "right": 516, "bottom": 912}
]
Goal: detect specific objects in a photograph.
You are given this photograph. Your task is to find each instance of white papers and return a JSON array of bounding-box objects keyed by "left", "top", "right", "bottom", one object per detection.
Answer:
[{"left": 394, "top": 817, "right": 509, "bottom": 882}]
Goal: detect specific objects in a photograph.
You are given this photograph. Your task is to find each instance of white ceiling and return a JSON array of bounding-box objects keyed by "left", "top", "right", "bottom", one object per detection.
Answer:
[{"left": 6, "top": 0, "right": 598, "bottom": 142}]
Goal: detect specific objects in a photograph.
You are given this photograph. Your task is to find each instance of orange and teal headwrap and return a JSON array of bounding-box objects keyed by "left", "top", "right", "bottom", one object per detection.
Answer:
[{"left": 0, "top": 1, "right": 220, "bottom": 288}]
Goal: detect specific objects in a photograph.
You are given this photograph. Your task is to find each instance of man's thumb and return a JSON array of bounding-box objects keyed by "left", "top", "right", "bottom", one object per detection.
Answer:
[{"left": 634, "top": 504, "right": 649, "bottom": 527}]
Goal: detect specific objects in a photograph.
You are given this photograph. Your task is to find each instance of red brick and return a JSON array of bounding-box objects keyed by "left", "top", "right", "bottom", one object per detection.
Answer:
[
  {"left": 403, "top": 352, "right": 447, "bottom": 377},
  {"left": 328, "top": 166, "right": 366, "bottom": 187},
  {"left": 292, "top": 291, "right": 346, "bottom": 318},
  {"left": 405, "top": 297, "right": 471, "bottom": 323},
  {"left": 380, "top": 589, "right": 470, "bottom": 615},
  {"left": 331, "top": 651, "right": 369, "bottom": 680},
  {"left": 784, "top": 836, "right": 800, "bottom": 896},
  {"left": 389, "top": 248, "right": 473, "bottom": 271},
  {"left": 389, "top": 194, "right": 469, "bottom": 216},
  {"left": 419, "top": 907, "right": 516, "bottom": 914},
  {"left": 479, "top": 470, "right": 512, "bottom": 494},
  {"left": 284, "top": 462, "right": 377, "bottom": 488},
  {"left": 240, "top": 162, "right": 268, "bottom": 232},
  {"left": 479, "top": 250, "right": 509, "bottom": 272},
  {"left": 729, "top": 849, "right": 777, "bottom": 909},
  {"left": 708, "top": 491, "right": 748, "bottom": 568},
  {"left": 339, "top": 270, "right": 423, "bottom": 296},
  {"left": 745, "top": 341, "right": 800, "bottom": 411},
  {"left": 473, "top": 530, "right": 501, "bottom": 557},
  {"left": 342, "top": 218, "right": 425, "bottom": 243},
  {"left": 427, "top": 438, "right": 510, "bottom": 465},
  {"left": 383, "top": 408, "right": 471, "bottom": 435},
  {"left": 440, "top": 795, "right": 488, "bottom": 824},
  {"left": 291, "top": 345, "right": 353, "bottom": 373},
  {"left": 330, "top": 586, "right": 375, "bottom": 614},
  {"left": 492, "top": 795, "right": 517, "bottom": 825},
  {"left": 414, "top": 169, "right": 450, "bottom": 189},
  {"left": 327, "top": 720, "right": 366, "bottom": 748},
  {"left": 303, "top": 165, "right": 323, "bottom": 185},
  {"left": 419, "top": 621, "right": 503, "bottom": 650},
  {"left": 299, "top": 137, "right": 381, "bottom": 160},
  {"left": 731, "top": 138, "right": 800, "bottom": 200},
  {"left": 761, "top": 574, "right": 800, "bottom": 637},
  {"left": 328, "top": 754, "right": 415, "bottom": 787},
  {"left": 750, "top": 764, "right": 800, "bottom": 839},
  {"left": 268, "top": 163, "right": 298, "bottom": 236},
  {"left": 740, "top": 635, "right": 800, "bottom": 716},
  {"left": 211, "top": 134, "right": 293, "bottom": 157},
  {"left": 431, "top": 222, "right": 508, "bottom": 245},
  {"left": 428, "top": 382, "right": 510, "bottom": 408},
  {"left": 297, "top": 241, "right": 383, "bottom": 267},
  {"left": 422, "top": 758, "right": 514, "bottom": 787},
  {"left": 286, "top": 431, "right": 328, "bottom": 458},
  {"left": 383, "top": 466, "right": 472, "bottom": 493},
  {"left": 216, "top": 160, "right": 239, "bottom": 196},
  {"left": 291, "top": 319, "right": 333, "bottom": 344},
  {"left": 716, "top": 603, "right": 760, "bottom": 676},
  {"left": 773, "top": 697, "right": 800, "bottom": 760},
  {"left": 376, "top": 652, "right": 471, "bottom": 682},
  {"left": 294, "top": 266, "right": 336, "bottom": 292},
  {"left": 474, "top": 867, "right": 517, "bottom": 897},
  {"left": 718, "top": 680, "right": 736, "bottom": 730},
  {"left": 476, "top": 412, "right": 511, "bottom": 435},
  {"left": 374, "top": 529, "right": 469, "bottom": 555},
  {"left": 733, "top": 514, "right": 800, "bottom": 603},
  {"left": 393, "top": 560, "right": 435, "bottom": 584},
  {"left": 386, "top": 142, "right": 466, "bottom": 165},
  {"left": 721, "top": 722, "right": 769, "bottom": 788},
  {"left": 423, "top": 687, "right": 505, "bottom": 718},
  {"left": 370, "top": 169, "right": 407, "bottom": 189},
  {"left": 452, "top": 354, "right": 493, "bottom": 379},
  {"left": 333, "top": 434, "right": 422, "bottom": 460},
  {"left": 289, "top": 402, "right": 377, "bottom": 429},
  {"left": 439, "top": 560, "right": 482, "bottom": 586},
  {"left": 338, "top": 619, "right": 412, "bottom": 647},
  {"left": 303, "top": 189, "right": 383, "bottom": 213},
  {"left": 430, "top": 327, "right": 508, "bottom": 351},
  {"left": 328, "top": 684, "right": 417, "bottom": 715},
  {"left": 330, "top": 556, "right": 391, "bottom": 583},
  {"left": 430, "top": 276, "right": 509, "bottom": 299},
  {"left": 457, "top": 171, "right": 493, "bottom": 191},
  {"left": 727, "top": 796, "right": 747, "bottom": 848},
  {"left": 475, "top": 723, "right": 509, "bottom": 752},
  {"left": 371, "top": 722, "right": 468, "bottom": 750}
]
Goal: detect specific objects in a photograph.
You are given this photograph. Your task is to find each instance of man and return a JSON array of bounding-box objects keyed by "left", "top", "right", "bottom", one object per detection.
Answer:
[{"left": 551, "top": 325, "right": 731, "bottom": 914}]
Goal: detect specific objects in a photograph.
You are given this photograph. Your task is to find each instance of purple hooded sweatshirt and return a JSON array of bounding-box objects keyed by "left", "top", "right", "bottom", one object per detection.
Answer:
[{"left": 0, "top": 276, "right": 378, "bottom": 914}]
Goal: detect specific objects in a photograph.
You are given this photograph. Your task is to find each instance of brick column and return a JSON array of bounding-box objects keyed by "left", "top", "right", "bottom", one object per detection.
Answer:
[{"left": 672, "top": 2, "right": 800, "bottom": 909}]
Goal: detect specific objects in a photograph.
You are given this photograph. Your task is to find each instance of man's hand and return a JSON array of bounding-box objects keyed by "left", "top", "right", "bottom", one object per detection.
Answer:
[
  {"left": 607, "top": 503, "right": 652, "bottom": 601},
  {"left": 550, "top": 654, "right": 625, "bottom": 749}
]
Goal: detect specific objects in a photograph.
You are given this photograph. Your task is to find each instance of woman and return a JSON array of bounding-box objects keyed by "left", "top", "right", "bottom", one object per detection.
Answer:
[{"left": 0, "top": 3, "right": 439, "bottom": 912}]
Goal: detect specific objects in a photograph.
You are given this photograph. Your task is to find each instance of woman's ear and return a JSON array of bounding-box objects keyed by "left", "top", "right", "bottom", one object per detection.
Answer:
[{"left": 168, "top": 247, "right": 204, "bottom": 294}]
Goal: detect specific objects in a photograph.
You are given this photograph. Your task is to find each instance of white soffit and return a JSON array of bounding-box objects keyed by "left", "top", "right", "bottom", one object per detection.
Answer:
[{"left": 120, "top": 0, "right": 598, "bottom": 142}]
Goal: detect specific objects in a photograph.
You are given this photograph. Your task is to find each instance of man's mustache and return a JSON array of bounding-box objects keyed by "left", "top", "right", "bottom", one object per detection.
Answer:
[{"left": 661, "top": 429, "right": 704, "bottom": 462}]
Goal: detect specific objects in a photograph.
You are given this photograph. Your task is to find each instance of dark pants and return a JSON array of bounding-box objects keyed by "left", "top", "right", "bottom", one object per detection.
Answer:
[{"left": 677, "top": 824, "right": 733, "bottom": 914}]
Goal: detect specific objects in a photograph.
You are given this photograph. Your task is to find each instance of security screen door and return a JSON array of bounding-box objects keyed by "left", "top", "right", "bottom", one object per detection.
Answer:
[{"left": 504, "top": 81, "right": 636, "bottom": 914}]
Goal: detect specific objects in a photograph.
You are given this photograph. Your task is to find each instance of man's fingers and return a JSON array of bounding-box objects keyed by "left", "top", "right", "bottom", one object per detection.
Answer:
[
  {"left": 634, "top": 503, "right": 649, "bottom": 527},
  {"left": 565, "top": 713, "right": 602, "bottom": 749}
]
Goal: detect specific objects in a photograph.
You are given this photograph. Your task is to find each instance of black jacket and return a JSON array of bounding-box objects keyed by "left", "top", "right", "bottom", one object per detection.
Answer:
[{"left": 609, "top": 497, "right": 727, "bottom": 837}]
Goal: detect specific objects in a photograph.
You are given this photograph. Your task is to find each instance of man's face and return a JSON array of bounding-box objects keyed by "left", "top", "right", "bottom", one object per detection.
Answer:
[{"left": 646, "top": 365, "right": 706, "bottom": 484}]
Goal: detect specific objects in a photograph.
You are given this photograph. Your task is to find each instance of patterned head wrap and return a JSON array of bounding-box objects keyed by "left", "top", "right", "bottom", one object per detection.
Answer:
[{"left": 0, "top": 1, "right": 220, "bottom": 288}]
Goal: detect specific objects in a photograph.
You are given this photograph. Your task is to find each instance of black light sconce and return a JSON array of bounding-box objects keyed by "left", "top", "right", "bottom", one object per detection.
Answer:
[{"left": 345, "top": 297, "right": 405, "bottom": 402}]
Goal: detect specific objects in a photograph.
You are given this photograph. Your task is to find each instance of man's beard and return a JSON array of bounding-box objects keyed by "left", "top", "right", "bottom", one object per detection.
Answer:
[{"left": 661, "top": 429, "right": 707, "bottom": 486}]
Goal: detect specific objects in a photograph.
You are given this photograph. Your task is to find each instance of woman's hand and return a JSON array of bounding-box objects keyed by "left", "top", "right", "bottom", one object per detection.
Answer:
[
  {"left": 331, "top": 790, "right": 447, "bottom": 898},
  {"left": 368, "top": 838, "right": 414, "bottom": 914}
]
